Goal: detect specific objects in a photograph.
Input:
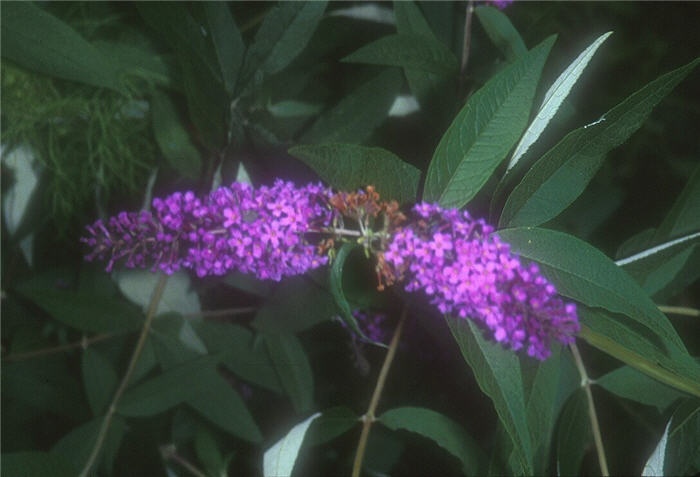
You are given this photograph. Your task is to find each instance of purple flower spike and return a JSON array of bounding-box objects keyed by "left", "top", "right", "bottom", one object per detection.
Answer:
[
  {"left": 383, "top": 203, "right": 579, "bottom": 360},
  {"left": 82, "top": 180, "right": 335, "bottom": 281}
]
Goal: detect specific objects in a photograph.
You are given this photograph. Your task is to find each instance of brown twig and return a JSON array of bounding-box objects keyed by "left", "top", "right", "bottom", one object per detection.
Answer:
[
  {"left": 459, "top": 0, "right": 476, "bottom": 97},
  {"left": 570, "top": 341, "right": 609, "bottom": 476},
  {"left": 3, "top": 332, "right": 116, "bottom": 362},
  {"left": 78, "top": 274, "right": 169, "bottom": 477},
  {"left": 351, "top": 307, "right": 407, "bottom": 477}
]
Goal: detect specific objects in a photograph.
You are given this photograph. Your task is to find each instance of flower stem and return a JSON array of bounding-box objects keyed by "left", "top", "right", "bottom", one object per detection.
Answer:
[
  {"left": 78, "top": 274, "right": 169, "bottom": 477},
  {"left": 351, "top": 307, "right": 407, "bottom": 477},
  {"left": 658, "top": 305, "right": 700, "bottom": 317},
  {"left": 459, "top": 0, "right": 476, "bottom": 95},
  {"left": 3, "top": 332, "right": 117, "bottom": 362},
  {"left": 570, "top": 341, "right": 609, "bottom": 476}
]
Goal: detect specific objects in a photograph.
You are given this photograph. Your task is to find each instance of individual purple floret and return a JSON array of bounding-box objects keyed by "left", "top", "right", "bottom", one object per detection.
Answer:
[
  {"left": 339, "top": 309, "right": 390, "bottom": 344},
  {"left": 489, "top": 0, "right": 514, "bottom": 10},
  {"left": 81, "top": 180, "right": 335, "bottom": 281},
  {"left": 383, "top": 203, "right": 579, "bottom": 360}
]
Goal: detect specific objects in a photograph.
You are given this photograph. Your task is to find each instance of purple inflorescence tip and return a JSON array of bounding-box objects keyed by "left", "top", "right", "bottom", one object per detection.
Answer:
[
  {"left": 383, "top": 203, "right": 579, "bottom": 360},
  {"left": 81, "top": 180, "right": 335, "bottom": 281}
]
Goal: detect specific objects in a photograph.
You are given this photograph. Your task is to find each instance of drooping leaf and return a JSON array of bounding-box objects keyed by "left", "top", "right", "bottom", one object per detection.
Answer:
[
  {"left": 497, "top": 227, "right": 687, "bottom": 355},
  {"left": 252, "top": 276, "right": 339, "bottom": 334},
  {"left": 304, "top": 406, "right": 360, "bottom": 447},
  {"left": 82, "top": 348, "right": 118, "bottom": 416},
  {"left": 500, "top": 57, "right": 700, "bottom": 228},
  {"left": 193, "top": 321, "right": 283, "bottom": 392},
  {"left": 506, "top": 31, "right": 613, "bottom": 172},
  {"left": 114, "top": 269, "right": 201, "bottom": 316},
  {"left": 0, "top": 452, "right": 76, "bottom": 477},
  {"left": 596, "top": 365, "right": 685, "bottom": 411},
  {"left": 423, "top": 36, "right": 556, "bottom": 208},
  {"left": 150, "top": 313, "right": 206, "bottom": 370},
  {"left": 264, "top": 333, "right": 315, "bottom": 413},
  {"left": 52, "top": 416, "right": 129, "bottom": 475},
  {"left": 263, "top": 413, "right": 321, "bottom": 477},
  {"left": 579, "top": 309, "right": 700, "bottom": 398},
  {"left": 664, "top": 400, "right": 700, "bottom": 476},
  {"left": 204, "top": 2, "right": 245, "bottom": 95},
  {"left": 379, "top": 406, "right": 486, "bottom": 475},
  {"left": 194, "top": 426, "right": 228, "bottom": 477},
  {"left": 117, "top": 355, "right": 218, "bottom": 416},
  {"left": 475, "top": 6, "right": 527, "bottom": 62},
  {"left": 555, "top": 390, "right": 592, "bottom": 476},
  {"left": 289, "top": 143, "right": 420, "bottom": 203},
  {"left": 187, "top": 367, "right": 263, "bottom": 443},
  {"left": 329, "top": 244, "right": 372, "bottom": 342},
  {"left": 446, "top": 316, "right": 533, "bottom": 474},
  {"left": 240, "top": 1, "right": 328, "bottom": 89},
  {"left": 13, "top": 284, "right": 142, "bottom": 333},
  {"left": 301, "top": 68, "right": 403, "bottom": 145},
  {"left": 643, "top": 419, "right": 671, "bottom": 476},
  {"left": 150, "top": 90, "right": 202, "bottom": 179},
  {"left": 1, "top": 2, "right": 119, "bottom": 90},
  {"left": 93, "top": 40, "right": 175, "bottom": 89},
  {"left": 654, "top": 162, "right": 700, "bottom": 242},
  {"left": 343, "top": 33, "right": 458, "bottom": 74}
]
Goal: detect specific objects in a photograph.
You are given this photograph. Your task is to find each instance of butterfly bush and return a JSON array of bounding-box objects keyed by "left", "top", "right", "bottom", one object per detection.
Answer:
[
  {"left": 81, "top": 180, "right": 335, "bottom": 280},
  {"left": 82, "top": 183, "right": 578, "bottom": 359},
  {"left": 383, "top": 203, "right": 579, "bottom": 360}
]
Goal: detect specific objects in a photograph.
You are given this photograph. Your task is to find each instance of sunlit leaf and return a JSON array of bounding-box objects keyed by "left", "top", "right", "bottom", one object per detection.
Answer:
[{"left": 264, "top": 413, "right": 321, "bottom": 477}]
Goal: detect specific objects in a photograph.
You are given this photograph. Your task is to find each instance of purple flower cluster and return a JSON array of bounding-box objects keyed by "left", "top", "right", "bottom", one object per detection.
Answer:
[
  {"left": 82, "top": 180, "right": 335, "bottom": 281},
  {"left": 488, "top": 0, "right": 514, "bottom": 10},
  {"left": 383, "top": 203, "right": 579, "bottom": 359},
  {"left": 339, "top": 309, "right": 389, "bottom": 344}
]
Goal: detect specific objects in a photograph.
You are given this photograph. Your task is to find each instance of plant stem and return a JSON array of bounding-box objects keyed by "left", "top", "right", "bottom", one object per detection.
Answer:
[
  {"left": 3, "top": 333, "right": 116, "bottom": 362},
  {"left": 570, "top": 341, "right": 609, "bottom": 477},
  {"left": 351, "top": 307, "right": 407, "bottom": 477},
  {"left": 78, "top": 274, "right": 169, "bottom": 477},
  {"left": 161, "top": 445, "right": 208, "bottom": 477},
  {"left": 459, "top": 0, "right": 476, "bottom": 96},
  {"left": 658, "top": 305, "right": 700, "bottom": 317}
]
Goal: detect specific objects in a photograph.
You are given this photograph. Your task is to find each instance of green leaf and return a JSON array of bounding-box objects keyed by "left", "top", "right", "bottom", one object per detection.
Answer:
[
  {"left": 82, "top": 348, "right": 118, "bottom": 416},
  {"left": 1, "top": 2, "right": 119, "bottom": 90},
  {"left": 506, "top": 31, "right": 613, "bottom": 172},
  {"left": 579, "top": 310, "right": 700, "bottom": 398},
  {"left": 193, "top": 321, "right": 283, "bottom": 392},
  {"left": 500, "top": 57, "right": 700, "bottom": 228},
  {"left": 301, "top": 68, "right": 403, "bottom": 144},
  {"left": 13, "top": 284, "right": 142, "bottom": 333},
  {"left": 596, "top": 365, "right": 685, "bottom": 411},
  {"left": 252, "top": 277, "right": 339, "bottom": 334},
  {"left": 93, "top": 40, "right": 175, "bottom": 89},
  {"left": 194, "top": 426, "right": 228, "bottom": 477},
  {"left": 268, "top": 100, "right": 323, "bottom": 118},
  {"left": 379, "top": 406, "right": 485, "bottom": 475},
  {"left": 264, "top": 332, "right": 314, "bottom": 413},
  {"left": 446, "top": 316, "right": 533, "bottom": 474},
  {"left": 117, "top": 355, "right": 218, "bottom": 416},
  {"left": 475, "top": 6, "right": 527, "bottom": 62},
  {"left": 151, "top": 313, "right": 205, "bottom": 370},
  {"left": 497, "top": 227, "right": 687, "bottom": 354},
  {"left": 655, "top": 163, "right": 700, "bottom": 242},
  {"left": 52, "top": 416, "right": 128, "bottom": 475},
  {"left": 556, "top": 390, "right": 591, "bottom": 476},
  {"left": 150, "top": 90, "right": 202, "bottom": 179},
  {"left": 343, "top": 33, "right": 458, "bottom": 74},
  {"left": 644, "top": 419, "right": 671, "bottom": 476},
  {"left": 263, "top": 413, "right": 321, "bottom": 477},
  {"left": 423, "top": 36, "right": 555, "bottom": 208},
  {"left": 329, "top": 244, "right": 372, "bottom": 342},
  {"left": 289, "top": 143, "right": 420, "bottom": 203},
  {"left": 664, "top": 400, "right": 700, "bottom": 476},
  {"left": 240, "top": 1, "right": 328, "bottom": 89},
  {"left": 187, "top": 367, "right": 263, "bottom": 443},
  {"left": 304, "top": 406, "right": 360, "bottom": 447},
  {"left": 1, "top": 452, "right": 76, "bottom": 477},
  {"left": 393, "top": 1, "right": 454, "bottom": 117},
  {"left": 114, "top": 269, "right": 201, "bottom": 316},
  {"left": 204, "top": 2, "right": 245, "bottom": 95}
]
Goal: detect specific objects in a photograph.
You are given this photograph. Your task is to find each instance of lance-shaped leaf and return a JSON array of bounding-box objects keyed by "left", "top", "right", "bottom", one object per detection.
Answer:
[
  {"left": 264, "top": 413, "right": 321, "bottom": 477},
  {"left": 1, "top": 2, "right": 119, "bottom": 90},
  {"left": 663, "top": 400, "right": 700, "bottom": 476},
  {"left": 596, "top": 365, "right": 685, "bottom": 411},
  {"left": 423, "top": 36, "right": 555, "bottom": 208},
  {"left": 239, "top": 1, "right": 327, "bottom": 89},
  {"left": 446, "top": 316, "right": 533, "bottom": 474},
  {"left": 204, "top": 2, "right": 244, "bottom": 95},
  {"left": 343, "top": 33, "right": 458, "bottom": 74},
  {"left": 289, "top": 143, "right": 420, "bottom": 203},
  {"left": 475, "top": 6, "right": 527, "bottom": 62},
  {"left": 654, "top": 163, "right": 700, "bottom": 242},
  {"left": 556, "top": 390, "right": 591, "bottom": 476},
  {"left": 500, "top": 57, "right": 700, "bottom": 228},
  {"left": 498, "top": 227, "right": 688, "bottom": 355},
  {"left": 265, "top": 333, "right": 314, "bottom": 414},
  {"left": 506, "top": 31, "right": 612, "bottom": 172},
  {"left": 379, "top": 406, "right": 485, "bottom": 475}
]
